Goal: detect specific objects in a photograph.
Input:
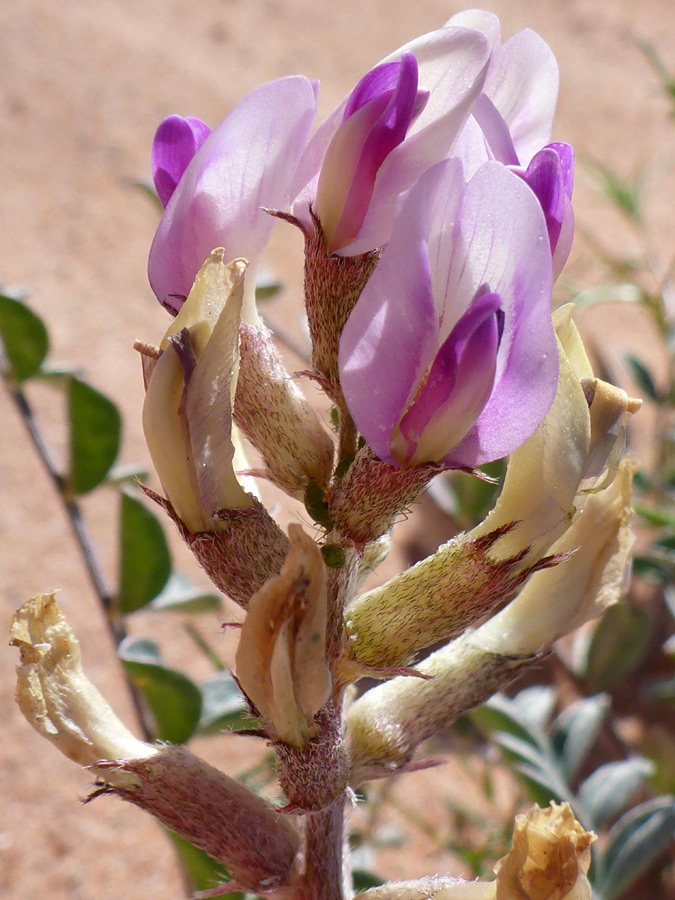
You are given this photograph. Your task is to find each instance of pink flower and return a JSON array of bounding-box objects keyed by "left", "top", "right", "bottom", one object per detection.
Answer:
[
  {"left": 291, "top": 24, "right": 492, "bottom": 255},
  {"left": 147, "top": 77, "right": 317, "bottom": 318},
  {"left": 339, "top": 159, "right": 558, "bottom": 468}
]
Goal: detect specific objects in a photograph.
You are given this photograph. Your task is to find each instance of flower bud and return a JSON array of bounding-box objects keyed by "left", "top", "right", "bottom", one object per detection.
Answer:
[
  {"left": 235, "top": 524, "right": 332, "bottom": 749},
  {"left": 234, "top": 320, "right": 334, "bottom": 497},
  {"left": 11, "top": 592, "right": 156, "bottom": 772}
]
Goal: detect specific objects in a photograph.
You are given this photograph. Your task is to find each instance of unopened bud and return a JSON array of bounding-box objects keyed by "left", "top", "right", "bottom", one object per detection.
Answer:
[
  {"left": 235, "top": 524, "right": 332, "bottom": 748},
  {"left": 235, "top": 321, "right": 334, "bottom": 497}
]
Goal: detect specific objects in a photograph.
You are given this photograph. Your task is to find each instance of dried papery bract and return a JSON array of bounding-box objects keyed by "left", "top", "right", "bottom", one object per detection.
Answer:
[
  {"left": 235, "top": 524, "right": 332, "bottom": 749},
  {"left": 10, "top": 593, "right": 156, "bottom": 772},
  {"left": 141, "top": 250, "right": 290, "bottom": 607}
]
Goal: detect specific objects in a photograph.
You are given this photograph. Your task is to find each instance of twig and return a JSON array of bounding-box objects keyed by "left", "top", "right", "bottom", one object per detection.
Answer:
[{"left": 4, "top": 375, "right": 155, "bottom": 741}]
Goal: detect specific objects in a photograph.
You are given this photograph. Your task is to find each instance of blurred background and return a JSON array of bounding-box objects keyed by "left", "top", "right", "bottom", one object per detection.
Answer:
[{"left": 1, "top": 1, "right": 674, "bottom": 897}]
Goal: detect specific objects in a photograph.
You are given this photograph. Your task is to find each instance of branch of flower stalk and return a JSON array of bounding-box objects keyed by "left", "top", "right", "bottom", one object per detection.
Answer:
[{"left": 3, "top": 377, "right": 154, "bottom": 741}]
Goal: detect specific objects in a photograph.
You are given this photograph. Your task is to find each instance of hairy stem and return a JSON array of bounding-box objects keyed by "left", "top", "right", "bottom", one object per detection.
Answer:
[{"left": 303, "top": 797, "right": 348, "bottom": 900}]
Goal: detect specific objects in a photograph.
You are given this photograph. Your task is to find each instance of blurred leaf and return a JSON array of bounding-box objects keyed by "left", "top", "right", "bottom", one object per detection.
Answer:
[
  {"left": 645, "top": 674, "right": 675, "bottom": 702},
  {"left": 633, "top": 503, "right": 675, "bottom": 527},
  {"left": 118, "top": 490, "right": 172, "bottom": 613},
  {"left": 638, "top": 39, "right": 675, "bottom": 113},
  {"left": 149, "top": 572, "right": 221, "bottom": 614},
  {"left": 510, "top": 686, "right": 558, "bottom": 733},
  {"left": 197, "top": 673, "right": 251, "bottom": 736},
  {"left": 573, "top": 282, "right": 645, "bottom": 311},
  {"left": 552, "top": 694, "right": 611, "bottom": 782},
  {"left": 255, "top": 268, "right": 283, "bottom": 302},
  {"left": 0, "top": 293, "right": 49, "bottom": 382},
  {"left": 67, "top": 377, "right": 121, "bottom": 494},
  {"left": 595, "top": 796, "right": 675, "bottom": 899},
  {"left": 583, "top": 603, "right": 653, "bottom": 691},
  {"left": 587, "top": 159, "right": 644, "bottom": 224},
  {"left": 165, "top": 831, "right": 242, "bottom": 899},
  {"left": 625, "top": 354, "right": 660, "bottom": 401},
  {"left": 352, "top": 869, "right": 385, "bottom": 891},
  {"left": 472, "top": 691, "right": 551, "bottom": 753},
  {"left": 493, "top": 733, "right": 572, "bottom": 807},
  {"left": 119, "top": 637, "right": 201, "bottom": 744},
  {"left": 579, "top": 758, "right": 653, "bottom": 830},
  {"left": 447, "top": 459, "right": 505, "bottom": 525},
  {"left": 106, "top": 462, "right": 151, "bottom": 485},
  {"left": 631, "top": 554, "right": 671, "bottom": 582}
]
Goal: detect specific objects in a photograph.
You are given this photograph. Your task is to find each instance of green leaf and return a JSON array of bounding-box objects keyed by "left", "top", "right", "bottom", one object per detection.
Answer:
[
  {"left": 0, "top": 293, "right": 49, "bottom": 382},
  {"left": 105, "top": 462, "right": 151, "bottom": 485},
  {"left": 118, "top": 637, "right": 202, "bottom": 743},
  {"left": 552, "top": 694, "right": 610, "bottom": 782},
  {"left": 321, "top": 543, "right": 346, "bottom": 568},
  {"left": 67, "top": 377, "right": 121, "bottom": 494},
  {"left": 255, "top": 267, "right": 283, "bottom": 302},
  {"left": 149, "top": 572, "right": 221, "bottom": 614},
  {"left": 165, "top": 831, "right": 242, "bottom": 899},
  {"left": 625, "top": 353, "right": 660, "bottom": 401},
  {"left": 595, "top": 796, "right": 675, "bottom": 899},
  {"left": 633, "top": 503, "right": 675, "bottom": 528},
  {"left": 304, "top": 480, "right": 331, "bottom": 529},
  {"left": 583, "top": 603, "right": 653, "bottom": 691},
  {"left": 578, "top": 758, "right": 653, "bottom": 830},
  {"left": 351, "top": 869, "right": 385, "bottom": 891},
  {"left": 198, "top": 673, "right": 251, "bottom": 736},
  {"left": 118, "top": 490, "right": 172, "bottom": 614}
]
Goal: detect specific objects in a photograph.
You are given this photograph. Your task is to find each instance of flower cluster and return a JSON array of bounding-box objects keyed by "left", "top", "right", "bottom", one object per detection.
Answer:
[
  {"left": 147, "top": 9, "right": 573, "bottom": 470},
  {"left": 13, "top": 10, "right": 640, "bottom": 900}
]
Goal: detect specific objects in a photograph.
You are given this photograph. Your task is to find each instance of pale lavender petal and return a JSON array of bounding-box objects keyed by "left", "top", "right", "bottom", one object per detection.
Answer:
[
  {"left": 470, "top": 94, "right": 519, "bottom": 165},
  {"left": 148, "top": 77, "right": 316, "bottom": 314},
  {"left": 441, "top": 162, "right": 557, "bottom": 466},
  {"left": 483, "top": 29, "right": 559, "bottom": 165},
  {"left": 549, "top": 141, "right": 575, "bottom": 199},
  {"left": 328, "top": 53, "right": 424, "bottom": 250},
  {"left": 152, "top": 116, "right": 211, "bottom": 208},
  {"left": 444, "top": 9, "right": 501, "bottom": 49},
  {"left": 336, "top": 27, "right": 490, "bottom": 255},
  {"left": 338, "top": 200, "right": 439, "bottom": 465}
]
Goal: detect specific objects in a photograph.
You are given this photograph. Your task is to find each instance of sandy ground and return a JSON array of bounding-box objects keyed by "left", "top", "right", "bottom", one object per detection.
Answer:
[{"left": 1, "top": 1, "right": 674, "bottom": 898}]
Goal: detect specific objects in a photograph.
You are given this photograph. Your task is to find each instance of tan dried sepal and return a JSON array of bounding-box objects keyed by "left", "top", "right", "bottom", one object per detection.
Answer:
[
  {"left": 235, "top": 525, "right": 331, "bottom": 747},
  {"left": 494, "top": 802, "right": 595, "bottom": 900}
]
